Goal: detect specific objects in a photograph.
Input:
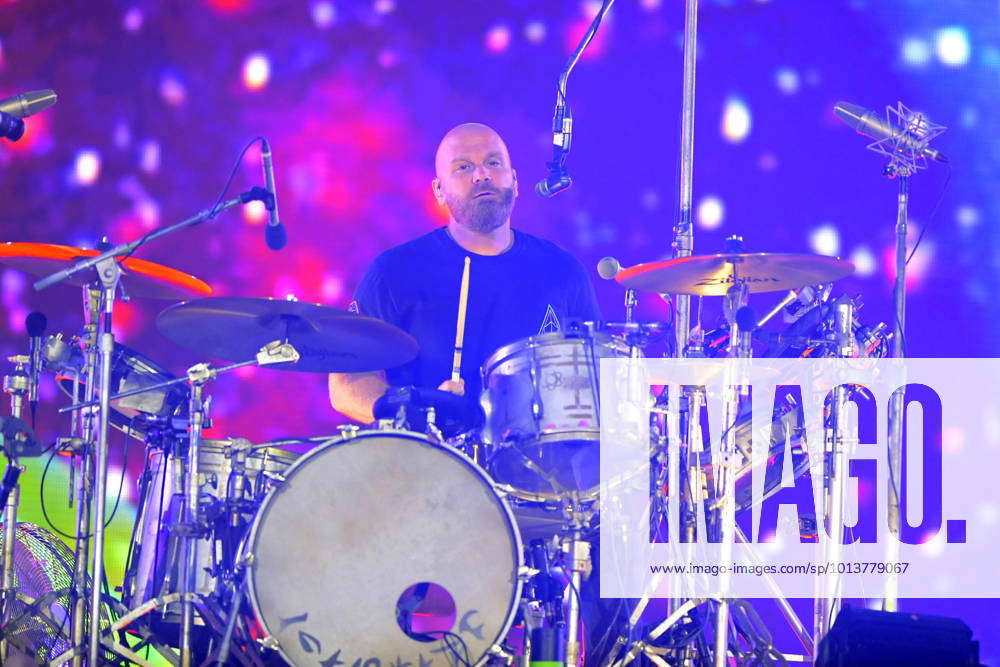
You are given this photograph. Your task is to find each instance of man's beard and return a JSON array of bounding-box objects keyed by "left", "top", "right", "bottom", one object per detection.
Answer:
[{"left": 445, "top": 185, "right": 516, "bottom": 233}]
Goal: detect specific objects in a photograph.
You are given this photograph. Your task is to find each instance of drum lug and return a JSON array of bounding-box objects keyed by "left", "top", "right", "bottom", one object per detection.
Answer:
[
  {"left": 237, "top": 552, "right": 255, "bottom": 569},
  {"left": 337, "top": 424, "right": 360, "bottom": 439},
  {"left": 262, "top": 470, "right": 286, "bottom": 484},
  {"left": 257, "top": 635, "right": 280, "bottom": 651}
]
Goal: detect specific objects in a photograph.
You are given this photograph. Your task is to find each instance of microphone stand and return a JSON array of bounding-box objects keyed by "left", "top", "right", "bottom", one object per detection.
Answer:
[{"left": 851, "top": 102, "right": 945, "bottom": 613}]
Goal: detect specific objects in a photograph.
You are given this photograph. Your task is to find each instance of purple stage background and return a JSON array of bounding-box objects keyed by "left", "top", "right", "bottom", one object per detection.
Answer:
[{"left": 1, "top": 0, "right": 997, "bottom": 662}]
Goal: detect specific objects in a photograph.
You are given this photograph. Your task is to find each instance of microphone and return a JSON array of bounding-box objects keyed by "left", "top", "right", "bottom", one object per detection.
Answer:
[
  {"left": 833, "top": 101, "right": 948, "bottom": 163},
  {"left": 597, "top": 256, "right": 621, "bottom": 280},
  {"left": 0, "top": 111, "right": 24, "bottom": 141},
  {"left": 25, "top": 312, "right": 47, "bottom": 415},
  {"left": 0, "top": 89, "right": 57, "bottom": 118},
  {"left": 536, "top": 104, "right": 573, "bottom": 197},
  {"left": 260, "top": 139, "right": 286, "bottom": 250}
]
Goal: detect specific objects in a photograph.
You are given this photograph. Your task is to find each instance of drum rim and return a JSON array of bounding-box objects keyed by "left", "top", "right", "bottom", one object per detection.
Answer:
[
  {"left": 480, "top": 328, "right": 627, "bottom": 375},
  {"left": 242, "top": 427, "right": 525, "bottom": 665}
]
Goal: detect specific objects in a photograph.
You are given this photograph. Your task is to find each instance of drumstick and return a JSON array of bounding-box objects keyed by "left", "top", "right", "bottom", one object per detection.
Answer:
[{"left": 451, "top": 256, "right": 471, "bottom": 384}]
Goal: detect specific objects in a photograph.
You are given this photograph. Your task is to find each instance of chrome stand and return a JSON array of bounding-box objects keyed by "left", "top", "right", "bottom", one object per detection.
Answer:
[
  {"left": 0, "top": 357, "right": 28, "bottom": 663},
  {"left": 813, "top": 297, "right": 855, "bottom": 643}
]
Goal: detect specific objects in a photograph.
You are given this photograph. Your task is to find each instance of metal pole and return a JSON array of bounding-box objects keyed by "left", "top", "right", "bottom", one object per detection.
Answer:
[
  {"left": 563, "top": 529, "right": 589, "bottom": 667},
  {"left": 884, "top": 173, "right": 909, "bottom": 612},
  {"left": 72, "top": 285, "right": 100, "bottom": 667},
  {"left": 672, "top": 0, "right": 699, "bottom": 358},
  {"left": 88, "top": 259, "right": 122, "bottom": 666},
  {"left": 180, "top": 381, "right": 206, "bottom": 666},
  {"left": 814, "top": 298, "right": 855, "bottom": 643}
]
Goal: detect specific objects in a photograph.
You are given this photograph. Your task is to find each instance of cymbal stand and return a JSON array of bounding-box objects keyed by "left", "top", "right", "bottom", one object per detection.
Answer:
[
  {"left": 30, "top": 192, "right": 273, "bottom": 667},
  {"left": 69, "top": 285, "right": 100, "bottom": 667},
  {"left": 0, "top": 355, "right": 30, "bottom": 663},
  {"left": 813, "top": 297, "right": 855, "bottom": 643},
  {"left": 671, "top": 0, "right": 698, "bottom": 359}
]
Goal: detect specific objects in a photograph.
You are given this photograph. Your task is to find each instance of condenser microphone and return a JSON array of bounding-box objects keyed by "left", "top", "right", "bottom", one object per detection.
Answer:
[
  {"left": 260, "top": 139, "right": 287, "bottom": 250},
  {"left": 25, "top": 311, "right": 47, "bottom": 419},
  {"left": 833, "top": 101, "right": 948, "bottom": 163},
  {"left": 0, "top": 89, "right": 57, "bottom": 118}
]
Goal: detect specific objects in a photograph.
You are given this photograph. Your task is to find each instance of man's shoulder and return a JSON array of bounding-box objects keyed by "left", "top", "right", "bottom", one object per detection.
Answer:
[
  {"left": 514, "top": 229, "right": 585, "bottom": 270},
  {"left": 370, "top": 227, "right": 449, "bottom": 269}
]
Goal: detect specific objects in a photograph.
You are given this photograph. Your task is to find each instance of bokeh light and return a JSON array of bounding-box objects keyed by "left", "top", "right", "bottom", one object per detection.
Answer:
[
  {"left": 524, "top": 20, "right": 546, "bottom": 44},
  {"left": 122, "top": 7, "right": 143, "bottom": 32},
  {"left": 935, "top": 26, "right": 971, "bottom": 66},
  {"left": 159, "top": 71, "right": 187, "bottom": 105},
  {"left": 808, "top": 223, "right": 840, "bottom": 256},
  {"left": 696, "top": 195, "right": 725, "bottom": 229},
  {"left": 311, "top": 1, "right": 335, "bottom": 28},
  {"left": 721, "top": 96, "right": 751, "bottom": 143},
  {"left": 850, "top": 245, "right": 876, "bottom": 277},
  {"left": 901, "top": 37, "right": 932, "bottom": 66},
  {"left": 72, "top": 148, "right": 101, "bottom": 186},
  {"left": 485, "top": 24, "right": 512, "bottom": 53},
  {"left": 774, "top": 67, "right": 799, "bottom": 94},
  {"left": 243, "top": 52, "right": 271, "bottom": 90}
]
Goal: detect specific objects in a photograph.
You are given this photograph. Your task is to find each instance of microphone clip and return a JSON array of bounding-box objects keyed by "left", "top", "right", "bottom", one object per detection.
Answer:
[{"left": 240, "top": 186, "right": 275, "bottom": 210}]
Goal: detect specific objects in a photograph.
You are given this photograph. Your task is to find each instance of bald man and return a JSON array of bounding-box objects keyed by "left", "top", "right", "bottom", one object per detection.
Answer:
[{"left": 329, "top": 123, "right": 600, "bottom": 423}]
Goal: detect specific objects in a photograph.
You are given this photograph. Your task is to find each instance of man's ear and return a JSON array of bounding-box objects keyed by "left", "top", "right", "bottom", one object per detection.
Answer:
[
  {"left": 512, "top": 168, "right": 519, "bottom": 198},
  {"left": 432, "top": 178, "right": 446, "bottom": 206}
]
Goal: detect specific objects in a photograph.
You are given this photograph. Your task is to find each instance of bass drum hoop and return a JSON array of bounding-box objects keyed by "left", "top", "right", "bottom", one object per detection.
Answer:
[{"left": 243, "top": 429, "right": 524, "bottom": 666}]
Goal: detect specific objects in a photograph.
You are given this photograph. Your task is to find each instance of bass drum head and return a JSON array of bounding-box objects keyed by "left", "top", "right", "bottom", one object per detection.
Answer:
[{"left": 246, "top": 430, "right": 522, "bottom": 666}]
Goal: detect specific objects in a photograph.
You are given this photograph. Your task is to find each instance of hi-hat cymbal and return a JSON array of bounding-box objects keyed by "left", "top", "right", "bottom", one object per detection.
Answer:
[
  {"left": 0, "top": 242, "right": 212, "bottom": 299},
  {"left": 616, "top": 252, "right": 854, "bottom": 296},
  {"left": 156, "top": 296, "right": 418, "bottom": 373}
]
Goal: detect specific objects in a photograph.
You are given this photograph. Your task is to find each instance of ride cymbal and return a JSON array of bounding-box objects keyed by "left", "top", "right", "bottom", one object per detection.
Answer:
[
  {"left": 156, "top": 296, "right": 418, "bottom": 373},
  {"left": 616, "top": 252, "right": 854, "bottom": 296}
]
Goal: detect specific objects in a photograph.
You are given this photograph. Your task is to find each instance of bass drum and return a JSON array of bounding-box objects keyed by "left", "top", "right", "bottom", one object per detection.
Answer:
[{"left": 245, "top": 430, "right": 523, "bottom": 667}]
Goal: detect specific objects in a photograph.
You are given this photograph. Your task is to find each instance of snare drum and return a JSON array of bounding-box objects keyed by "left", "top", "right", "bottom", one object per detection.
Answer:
[
  {"left": 123, "top": 439, "right": 299, "bottom": 620},
  {"left": 244, "top": 429, "right": 522, "bottom": 667},
  {"left": 480, "top": 329, "right": 632, "bottom": 497}
]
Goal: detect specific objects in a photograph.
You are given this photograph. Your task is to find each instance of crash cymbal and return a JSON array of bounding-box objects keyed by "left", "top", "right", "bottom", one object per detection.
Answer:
[
  {"left": 0, "top": 242, "right": 212, "bottom": 300},
  {"left": 616, "top": 252, "right": 854, "bottom": 296},
  {"left": 156, "top": 296, "right": 418, "bottom": 373}
]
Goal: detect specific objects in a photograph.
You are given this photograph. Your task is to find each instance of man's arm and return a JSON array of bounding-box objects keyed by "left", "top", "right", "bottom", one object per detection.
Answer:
[{"left": 328, "top": 370, "right": 389, "bottom": 424}]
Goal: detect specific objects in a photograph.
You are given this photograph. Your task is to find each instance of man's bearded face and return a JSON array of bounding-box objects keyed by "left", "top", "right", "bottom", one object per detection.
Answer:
[{"left": 443, "top": 182, "right": 516, "bottom": 233}]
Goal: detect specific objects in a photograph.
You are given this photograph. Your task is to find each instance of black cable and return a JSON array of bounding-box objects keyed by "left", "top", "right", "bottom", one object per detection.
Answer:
[
  {"left": 39, "top": 425, "right": 132, "bottom": 540},
  {"left": 119, "top": 136, "right": 265, "bottom": 261},
  {"left": 438, "top": 630, "right": 472, "bottom": 667},
  {"left": 905, "top": 163, "right": 953, "bottom": 267}
]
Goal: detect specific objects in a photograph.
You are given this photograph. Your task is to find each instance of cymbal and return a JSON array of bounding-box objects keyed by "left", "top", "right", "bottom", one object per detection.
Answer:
[
  {"left": 616, "top": 252, "right": 854, "bottom": 296},
  {"left": 156, "top": 296, "right": 418, "bottom": 373},
  {"left": 0, "top": 242, "right": 212, "bottom": 300}
]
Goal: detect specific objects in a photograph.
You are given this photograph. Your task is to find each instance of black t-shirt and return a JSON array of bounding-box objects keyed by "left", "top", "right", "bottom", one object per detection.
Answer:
[{"left": 351, "top": 227, "right": 602, "bottom": 398}]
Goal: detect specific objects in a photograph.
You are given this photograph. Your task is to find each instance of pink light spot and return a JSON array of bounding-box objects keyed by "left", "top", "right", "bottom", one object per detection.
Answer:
[
  {"left": 159, "top": 73, "right": 187, "bottom": 106},
  {"left": 485, "top": 24, "right": 511, "bottom": 53}
]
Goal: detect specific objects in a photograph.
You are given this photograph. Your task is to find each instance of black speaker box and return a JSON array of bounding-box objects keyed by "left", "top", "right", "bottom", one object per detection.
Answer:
[{"left": 817, "top": 605, "right": 982, "bottom": 667}]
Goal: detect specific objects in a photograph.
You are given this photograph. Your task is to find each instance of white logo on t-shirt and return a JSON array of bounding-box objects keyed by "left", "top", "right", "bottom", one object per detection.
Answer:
[{"left": 538, "top": 304, "right": 561, "bottom": 334}]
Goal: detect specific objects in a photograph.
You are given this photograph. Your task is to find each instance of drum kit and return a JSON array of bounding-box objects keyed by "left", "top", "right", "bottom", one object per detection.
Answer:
[{"left": 0, "top": 227, "right": 891, "bottom": 667}]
